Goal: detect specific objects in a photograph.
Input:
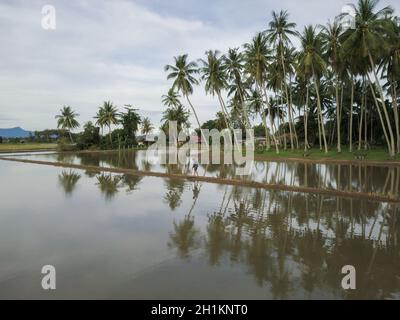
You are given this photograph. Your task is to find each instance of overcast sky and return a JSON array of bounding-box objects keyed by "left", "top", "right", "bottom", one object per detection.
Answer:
[{"left": 1, "top": 0, "right": 399, "bottom": 131}]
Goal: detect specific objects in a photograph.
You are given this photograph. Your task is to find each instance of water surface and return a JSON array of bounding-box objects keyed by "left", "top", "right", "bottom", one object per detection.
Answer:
[
  {"left": 0, "top": 159, "right": 399, "bottom": 299},
  {"left": 7, "top": 150, "right": 400, "bottom": 199}
]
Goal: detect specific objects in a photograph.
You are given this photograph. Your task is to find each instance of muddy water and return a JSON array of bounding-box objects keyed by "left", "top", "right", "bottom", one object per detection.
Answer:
[
  {"left": 6, "top": 150, "right": 400, "bottom": 199},
  {"left": 0, "top": 159, "right": 399, "bottom": 299}
]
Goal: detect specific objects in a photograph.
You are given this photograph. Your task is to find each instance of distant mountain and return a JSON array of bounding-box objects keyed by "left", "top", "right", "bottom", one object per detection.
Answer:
[{"left": 0, "top": 127, "right": 32, "bottom": 138}]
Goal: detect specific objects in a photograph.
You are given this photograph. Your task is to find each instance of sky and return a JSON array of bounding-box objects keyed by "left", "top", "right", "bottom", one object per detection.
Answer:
[{"left": 0, "top": 0, "right": 399, "bottom": 131}]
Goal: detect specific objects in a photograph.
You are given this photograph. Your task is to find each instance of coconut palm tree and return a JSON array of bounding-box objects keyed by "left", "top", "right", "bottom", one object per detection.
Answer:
[
  {"left": 141, "top": 117, "right": 154, "bottom": 135},
  {"left": 119, "top": 106, "right": 141, "bottom": 145},
  {"left": 321, "top": 20, "right": 344, "bottom": 152},
  {"left": 100, "top": 101, "right": 119, "bottom": 144},
  {"left": 341, "top": 0, "right": 395, "bottom": 156},
  {"left": 223, "top": 48, "right": 250, "bottom": 127},
  {"left": 244, "top": 32, "right": 279, "bottom": 153},
  {"left": 161, "top": 104, "right": 190, "bottom": 134},
  {"left": 162, "top": 88, "right": 181, "bottom": 108},
  {"left": 380, "top": 17, "right": 400, "bottom": 153},
  {"left": 298, "top": 25, "right": 328, "bottom": 153},
  {"left": 266, "top": 10, "right": 298, "bottom": 150},
  {"left": 94, "top": 106, "right": 105, "bottom": 137},
  {"left": 164, "top": 54, "right": 206, "bottom": 142},
  {"left": 199, "top": 50, "right": 232, "bottom": 129},
  {"left": 55, "top": 105, "right": 80, "bottom": 142}
]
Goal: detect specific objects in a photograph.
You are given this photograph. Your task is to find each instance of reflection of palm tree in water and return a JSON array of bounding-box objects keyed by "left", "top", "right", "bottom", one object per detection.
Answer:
[
  {"left": 58, "top": 170, "right": 81, "bottom": 196},
  {"left": 163, "top": 178, "right": 185, "bottom": 211},
  {"left": 168, "top": 214, "right": 200, "bottom": 261},
  {"left": 168, "top": 173, "right": 207, "bottom": 259},
  {"left": 167, "top": 183, "right": 202, "bottom": 260},
  {"left": 166, "top": 177, "right": 400, "bottom": 298},
  {"left": 121, "top": 174, "right": 142, "bottom": 193},
  {"left": 96, "top": 173, "right": 122, "bottom": 200}
]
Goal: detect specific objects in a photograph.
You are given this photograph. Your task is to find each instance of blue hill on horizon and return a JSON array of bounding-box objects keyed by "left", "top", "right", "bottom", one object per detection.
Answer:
[{"left": 0, "top": 127, "right": 32, "bottom": 138}]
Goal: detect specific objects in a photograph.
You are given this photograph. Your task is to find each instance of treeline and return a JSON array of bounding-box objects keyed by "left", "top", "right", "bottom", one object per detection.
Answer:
[
  {"left": 54, "top": 102, "right": 154, "bottom": 150},
  {"left": 162, "top": 0, "right": 400, "bottom": 156}
]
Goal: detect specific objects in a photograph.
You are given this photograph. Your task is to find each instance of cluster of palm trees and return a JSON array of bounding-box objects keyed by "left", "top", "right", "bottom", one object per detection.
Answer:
[
  {"left": 55, "top": 102, "right": 154, "bottom": 146},
  {"left": 163, "top": 0, "right": 400, "bottom": 156}
]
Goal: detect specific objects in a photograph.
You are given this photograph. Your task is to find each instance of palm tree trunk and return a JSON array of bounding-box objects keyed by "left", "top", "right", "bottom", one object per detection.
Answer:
[
  {"left": 317, "top": 110, "right": 322, "bottom": 150},
  {"left": 368, "top": 78, "right": 392, "bottom": 154},
  {"left": 185, "top": 95, "right": 207, "bottom": 145},
  {"left": 255, "top": 84, "right": 270, "bottom": 151},
  {"left": 279, "top": 44, "right": 298, "bottom": 150},
  {"left": 217, "top": 93, "right": 232, "bottom": 129},
  {"left": 335, "top": 78, "right": 341, "bottom": 152},
  {"left": 368, "top": 52, "right": 395, "bottom": 156},
  {"left": 68, "top": 131, "right": 73, "bottom": 143},
  {"left": 217, "top": 92, "right": 243, "bottom": 151},
  {"left": 238, "top": 86, "right": 250, "bottom": 128},
  {"left": 280, "top": 84, "right": 287, "bottom": 150},
  {"left": 304, "top": 84, "right": 309, "bottom": 152},
  {"left": 312, "top": 67, "right": 328, "bottom": 153},
  {"left": 288, "top": 79, "right": 299, "bottom": 149},
  {"left": 262, "top": 86, "right": 279, "bottom": 154},
  {"left": 349, "top": 80, "right": 354, "bottom": 152},
  {"left": 108, "top": 125, "right": 112, "bottom": 144},
  {"left": 364, "top": 94, "right": 368, "bottom": 150},
  {"left": 391, "top": 81, "right": 400, "bottom": 153},
  {"left": 358, "top": 94, "right": 364, "bottom": 150}
]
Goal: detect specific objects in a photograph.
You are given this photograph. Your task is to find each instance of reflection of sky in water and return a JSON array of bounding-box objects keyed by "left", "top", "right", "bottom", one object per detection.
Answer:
[
  {"left": 0, "top": 160, "right": 399, "bottom": 299},
  {"left": 8, "top": 150, "right": 400, "bottom": 198}
]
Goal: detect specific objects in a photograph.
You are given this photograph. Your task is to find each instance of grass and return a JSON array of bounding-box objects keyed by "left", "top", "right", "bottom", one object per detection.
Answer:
[
  {"left": 255, "top": 147, "right": 400, "bottom": 163},
  {"left": 0, "top": 143, "right": 57, "bottom": 153}
]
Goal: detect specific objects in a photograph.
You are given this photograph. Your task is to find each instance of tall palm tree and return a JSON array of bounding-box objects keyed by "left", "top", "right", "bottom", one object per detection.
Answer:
[
  {"left": 55, "top": 105, "right": 80, "bottom": 142},
  {"left": 244, "top": 32, "right": 279, "bottom": 153},
  {"left": 94, "top": 106, "right": 105, "bottom": 137},
  {"left": 162, "top": 88, "right": 181, "bottom": 108},
  {"left": 100, "top": 101, "right": 119, "bottom": 144},
  {"left": 141, "top": 117, "right": 154, "bottom": 135},
  {"left": 266, "top": 10, "right": 298, "bottom": 150},
  {"left": 380, "top": 17, "right": 400, "bottom": 153},
  {"left": 164, "top": 54, "right": 206, "bottom": 142},
  {"left": 119, "top": 106, "right": 141, "bottom": 145},
  {"left": 342, "top": 0, "right": 395, "bottom": 156},
  {"left": 199, "top": 50, "right": 232, "bottom": 129},
  {"left": 321, "top": 21, "right": 344, "bottom": 152},
  {"left": 298, "top": 25, "right": 328, "bottom": 153},
  {"left": 223, "top": 48, "right": 250, "bottom": 127}
]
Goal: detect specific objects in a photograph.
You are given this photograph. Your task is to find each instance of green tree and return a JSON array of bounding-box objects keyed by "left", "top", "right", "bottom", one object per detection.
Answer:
[
  {"left": 342, "top": 0, "right": 395, "bottom": 156},
  {"left": 55, "top": 106, "right": 80, "bottom": 142},
  {"left": 244, "top": 32, "right": 279, "bottom": 153},
  {"left": 141, "top": 117, "right": 154, "bottom": 135},
  {"left": 298, "top": 25, "right": 328, "bottom": 153},
  {"left": 120, "top": 106, "right": 141, "bottom": 146},
  {"left": 321, "top": 21, "right": 344, "bottom": 152},
  {"left": 98, "top": 101, "right": 119, "bottom": 144},
  {"left": 199, "top": 50, "right": 232, "bottom": 129},
  {"left": 266, "top": 10, "right": 298, "bottom": 150},
  {"left": 164, "top": 55, "right": 206, "bottom": 142}
]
